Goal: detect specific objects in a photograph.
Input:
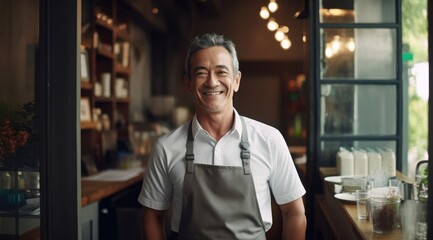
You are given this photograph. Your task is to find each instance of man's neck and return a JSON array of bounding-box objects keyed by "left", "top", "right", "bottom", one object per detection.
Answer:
[{"left": 196, "top": 109, "right": 235, "bottom": 141}]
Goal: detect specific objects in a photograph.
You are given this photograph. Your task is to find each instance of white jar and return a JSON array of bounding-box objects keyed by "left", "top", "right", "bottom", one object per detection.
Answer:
[{"left": 101, "top": 72, "right": 111, "bottom": 97}]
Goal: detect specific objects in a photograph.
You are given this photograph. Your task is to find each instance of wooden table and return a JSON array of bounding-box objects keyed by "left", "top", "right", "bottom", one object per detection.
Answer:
[
  {"left": 81, "top": 170, "right": 143, "bottom": 207},
  {"left": 314, "top": 167, "right": 409, "bottom": 240}
]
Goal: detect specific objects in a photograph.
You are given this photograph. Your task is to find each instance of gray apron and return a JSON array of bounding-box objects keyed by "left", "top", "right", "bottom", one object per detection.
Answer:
[{"left": 177, "top": 117, "right": 266, "bottom": 240}]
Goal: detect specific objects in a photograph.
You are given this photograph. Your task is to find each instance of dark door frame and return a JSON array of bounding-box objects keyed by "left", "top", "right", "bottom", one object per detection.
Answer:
[{"left": 39, "top": 0, "right": 80, "bottom": 239}]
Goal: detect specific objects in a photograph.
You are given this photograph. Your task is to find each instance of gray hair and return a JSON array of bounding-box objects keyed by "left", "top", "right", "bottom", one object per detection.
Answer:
[{"left": 185, "top": 33, "right": 239, "bottom": 79}]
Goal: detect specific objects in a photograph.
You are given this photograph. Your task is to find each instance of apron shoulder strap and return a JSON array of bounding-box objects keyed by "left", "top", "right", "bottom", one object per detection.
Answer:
[
  {"left": 240, "top": 117, "right": 251, "bottom": 175},
  {"left": 185, "top": 121, "right": 194, "bottom": 174}
]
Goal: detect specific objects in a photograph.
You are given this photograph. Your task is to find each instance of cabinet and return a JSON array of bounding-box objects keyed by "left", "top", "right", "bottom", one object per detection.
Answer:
[{"left": 80, "top": 0, "right": 132, "bottom": 169}]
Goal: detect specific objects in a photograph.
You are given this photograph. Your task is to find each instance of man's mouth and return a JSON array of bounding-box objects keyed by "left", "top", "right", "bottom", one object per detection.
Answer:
[{"left": 203, "top": 91, "right": 223, "bottom": 95}]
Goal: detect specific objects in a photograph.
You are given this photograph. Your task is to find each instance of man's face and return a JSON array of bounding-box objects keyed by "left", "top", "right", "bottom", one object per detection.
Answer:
[{"left": 185, "top": 46, "right": 241, "bottom": 115}]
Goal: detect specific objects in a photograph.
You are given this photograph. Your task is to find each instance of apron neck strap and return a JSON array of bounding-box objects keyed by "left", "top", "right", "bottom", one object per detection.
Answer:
[
  {"left": 240, "top": 117, "right": 251, "bottom": 175},
  {"left": 185, "top": 116, "right": 251, "bottom": 175},
  {"left": 186, "top": 121, "right": 195, "bottom": 174}
]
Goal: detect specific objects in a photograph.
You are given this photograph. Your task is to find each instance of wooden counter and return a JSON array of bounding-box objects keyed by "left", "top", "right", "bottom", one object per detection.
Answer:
[
  {"left": 81, "top": 171, "right": 143, "bottom": 207},
  {"left": 314, "top": 167, "right": 409, "bottom": 240}
]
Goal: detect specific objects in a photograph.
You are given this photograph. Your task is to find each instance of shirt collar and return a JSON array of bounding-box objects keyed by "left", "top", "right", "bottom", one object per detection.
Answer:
[{"left": 191, "top": 109, "right": 242, "bottom": 140}]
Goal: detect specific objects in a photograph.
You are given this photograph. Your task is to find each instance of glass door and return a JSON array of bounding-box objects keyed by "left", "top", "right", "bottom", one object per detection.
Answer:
[
  {"left": 1, "top": 0, "right": 80, "bottom": 239},
  {"left": 0, "top": 1, "right": 41, "bottom": 238}
]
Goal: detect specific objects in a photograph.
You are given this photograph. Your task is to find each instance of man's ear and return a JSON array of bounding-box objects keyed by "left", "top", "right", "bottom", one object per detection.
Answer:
[{"left": 234, "top": 71, "right": 241, "bottom": 92}]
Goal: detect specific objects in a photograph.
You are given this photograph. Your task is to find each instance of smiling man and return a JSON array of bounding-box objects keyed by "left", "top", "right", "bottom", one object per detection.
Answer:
[{"left": 138, "top": 33, "right": 306, "bottom": 240}]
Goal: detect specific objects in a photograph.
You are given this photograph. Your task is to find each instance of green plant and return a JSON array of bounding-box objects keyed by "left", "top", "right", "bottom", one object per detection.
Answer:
[
  {"left": 0, "top": 101, "right": 38, "bottom": 167},
  {"left": 420, "top": 167, "right": 429, "bottom": 185}
]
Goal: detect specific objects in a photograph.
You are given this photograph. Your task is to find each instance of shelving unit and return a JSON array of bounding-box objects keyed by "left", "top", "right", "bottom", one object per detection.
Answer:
[{"left": 81, "top": 0, "right": 132, "bottom": 170}]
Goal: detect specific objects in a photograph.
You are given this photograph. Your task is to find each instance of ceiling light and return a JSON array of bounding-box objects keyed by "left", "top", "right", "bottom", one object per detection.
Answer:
[
  {"left": 274, "top": 28, "right": 285, "bottom": 42},
  {"left": 325, "top": 44, "right": 333, "bottom": 58},
  {"left": 260, "top": 6, "right": 270, "bottom": 19},
  {"left": 268, "top": 0, "right": 278, "bottom": 13},
  {"left": 347, "top": 38, "right": 356, "bottom": 52},
  {"left": 281, "top": 36, "right": 291, "bottom": 49},
  {"left": 331, "top": 35, "right": 341, "bottom": 52},
  {"left": 267, "top": 18, "right": 279, "bottom": 31}
]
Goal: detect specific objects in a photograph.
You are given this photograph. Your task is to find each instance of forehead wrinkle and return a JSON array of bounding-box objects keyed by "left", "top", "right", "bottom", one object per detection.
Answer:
[{"left": 192, "top": 65, "right": 230, "bottom": 73}]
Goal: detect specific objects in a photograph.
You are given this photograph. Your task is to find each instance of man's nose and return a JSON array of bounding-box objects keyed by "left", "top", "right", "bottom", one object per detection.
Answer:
[{"left": 205, "top": 73, "right": 219, "bottom": 87}]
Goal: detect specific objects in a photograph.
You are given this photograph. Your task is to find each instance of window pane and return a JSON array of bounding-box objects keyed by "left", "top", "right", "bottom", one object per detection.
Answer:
[
  {"left": 321, "top": 28, "right": 397, "bottom": 79},
  {"left": 321, "top": 85, "right": 396, "bottom": 135},
  {"left": 320, "top": 140, "right": 396, "bottom": 167},
  {"left": 0, "top": 0, "right": 40, "bottom": 238},
  {"left": 320, "top": 0, "right": 396, "bottom": 23}
]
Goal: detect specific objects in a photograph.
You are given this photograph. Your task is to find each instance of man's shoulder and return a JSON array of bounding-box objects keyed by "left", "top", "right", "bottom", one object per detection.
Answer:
[
  {"left": 157, "top": 122, "right": 189, "bottom": 145},
  {"left": 242, "top": 116, "right": 280, "bottom": 134}
]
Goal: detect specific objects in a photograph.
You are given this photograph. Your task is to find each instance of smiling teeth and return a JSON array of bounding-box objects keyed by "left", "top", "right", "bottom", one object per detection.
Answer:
[{"left": 204, "top": 91, "right": 222, "bottom": 95}]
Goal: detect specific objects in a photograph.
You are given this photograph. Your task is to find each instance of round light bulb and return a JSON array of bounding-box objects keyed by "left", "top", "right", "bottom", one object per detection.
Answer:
[
  {"left": 274, "top": 29, "right": 285, "bottom": 42},
  {"left": 260, "top": 6, "right": 270, "bottom": 19},
  {"left": 325, "top": 44, "right": 333, "bottom": 58},
  {"left": 267, "top": 18, "right": 279, "bottom": 31},
  {"left": 347, "top": 38, "right": 355, "bottom": 52},
  {"left": 280, "top": 37, "right": 291, "bottom": 49},
  {"left": 268, "top": 0, "right": 278, "bottom": 13},
  {"left": 331, "top": 35, "right": 341, "bottom": 52}
]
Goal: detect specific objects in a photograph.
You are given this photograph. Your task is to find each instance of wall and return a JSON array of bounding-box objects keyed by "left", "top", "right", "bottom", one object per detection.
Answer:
[
  {"left": 0, "top": 0, "right": 39, "bottom": 106},
  {"left": 130, "top": 22, "right": 152, "bottom": 122}
]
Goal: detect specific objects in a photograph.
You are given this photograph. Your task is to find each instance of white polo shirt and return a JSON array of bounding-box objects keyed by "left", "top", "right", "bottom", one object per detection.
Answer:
[{"left": 138, "top": 110, "right": 305, "bottom": 232}]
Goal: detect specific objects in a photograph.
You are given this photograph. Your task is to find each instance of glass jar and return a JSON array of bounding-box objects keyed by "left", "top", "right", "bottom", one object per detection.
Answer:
[{"left": 370, "top": 197, "right": 400, "bottom": 234}]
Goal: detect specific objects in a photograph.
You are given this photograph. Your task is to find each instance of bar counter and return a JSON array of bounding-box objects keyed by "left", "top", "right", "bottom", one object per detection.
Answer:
[
  {"left": 314, "top": 167, "right": 412, "bottom": 240},
  {"left": 81, "top": 170, "right": 143, "bottom": 207}
]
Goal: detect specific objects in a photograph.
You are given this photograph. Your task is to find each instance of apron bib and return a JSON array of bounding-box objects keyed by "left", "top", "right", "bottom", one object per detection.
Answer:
[{"left": 177, "top": 117, "right": 266, "bottom": 240}]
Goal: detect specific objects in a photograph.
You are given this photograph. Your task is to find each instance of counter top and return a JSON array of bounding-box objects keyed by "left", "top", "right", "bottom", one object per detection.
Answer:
[
  {"left": 315, "top": 167, "right": 409, "bottom": 240},
  {"left": 81, "top": 169, "right": 143, "bottom": 207}
]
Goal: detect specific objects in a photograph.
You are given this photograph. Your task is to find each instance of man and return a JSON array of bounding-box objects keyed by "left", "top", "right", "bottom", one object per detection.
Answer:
[{"left": 138, "top": 33, "right": 306, "bottom": 240}]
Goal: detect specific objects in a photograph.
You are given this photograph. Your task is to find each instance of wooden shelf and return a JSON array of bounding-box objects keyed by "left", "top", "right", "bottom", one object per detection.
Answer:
[
  {"left": 80, "top": 0, "right": 132, "bottom": 170},
  {"left": 115, "top": 97, "right": 130, "bottom": 103},
  {"left": 115, "top": 64, "right": 130, "bottom": 75},
  {"left": 80, "top": 81, "right": 93, "bottom": 90},
  {"left": 94, "top": 96, "right": 114, "bottom": 102},
  {"left": 81, "top": 121, "right": 97, "bottom": 130}
]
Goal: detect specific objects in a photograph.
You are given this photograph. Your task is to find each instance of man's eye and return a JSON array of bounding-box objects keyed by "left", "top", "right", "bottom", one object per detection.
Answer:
[
  {"left": 217, "top": 71, "right": 229, "bottom": 76},
  {"left": 195, "top": 72, "right": 207, "bottom": 76}
]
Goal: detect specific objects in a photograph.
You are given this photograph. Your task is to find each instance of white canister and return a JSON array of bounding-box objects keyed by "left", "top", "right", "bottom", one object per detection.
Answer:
[
  {"left": 101, "top": 73, "right": 111, "bottom": 97},
  {"left": 367, "top": 149, "right": 382, "bottom": 175},
  {"left": 337, "top": 148, "right": 354, "bottom": 176},
  {"left": 353, "top": 148, "right": 368, "bottom": 176},
  {"left": 381, "top": 149, "right": 396, "bottom": 177},
  {"left": 94, "top": 82, "right": 102, "bottom": 97},
  {"left": 115, "top": 78, "right": 124, "bottom": 97}
]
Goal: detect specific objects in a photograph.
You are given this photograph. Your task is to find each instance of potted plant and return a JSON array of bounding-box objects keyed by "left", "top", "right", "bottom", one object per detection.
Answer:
[{"left": 370, "top": 188, "right": 401, "bottom": 234}]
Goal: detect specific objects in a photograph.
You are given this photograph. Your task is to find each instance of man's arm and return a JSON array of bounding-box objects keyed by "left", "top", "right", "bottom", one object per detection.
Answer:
[
  {"left": 279, "top": 197, "right": 307, "bottom": 240},
  {"left": 142, "top": 206, "right": 165, "bottom": 240}
]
